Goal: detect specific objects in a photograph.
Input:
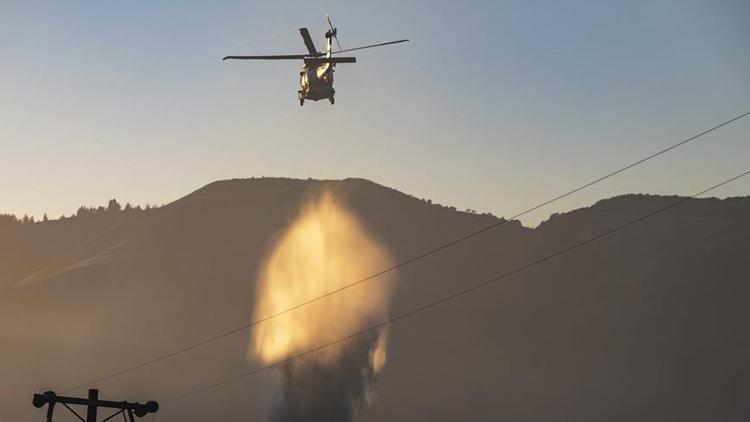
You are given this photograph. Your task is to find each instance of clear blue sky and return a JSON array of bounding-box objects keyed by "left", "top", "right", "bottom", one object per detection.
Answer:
[{"left": 1, "top": 0, "right": 748, "bottom": 225}]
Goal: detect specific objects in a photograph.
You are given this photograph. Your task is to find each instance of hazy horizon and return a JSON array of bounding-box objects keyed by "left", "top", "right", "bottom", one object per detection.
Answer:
[{"left": 5, "top": 176, "right": 750, "bottom": 229}]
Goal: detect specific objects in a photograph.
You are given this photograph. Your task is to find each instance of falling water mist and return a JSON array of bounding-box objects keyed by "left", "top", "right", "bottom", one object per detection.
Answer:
[{"left": 251, "top": 191, "right": 394, "bottom": 422}]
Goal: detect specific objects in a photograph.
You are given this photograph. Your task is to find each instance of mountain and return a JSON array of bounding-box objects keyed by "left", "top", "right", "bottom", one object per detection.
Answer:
[{"left": 2, "top": 178, "right": 748, "bottom": 422}]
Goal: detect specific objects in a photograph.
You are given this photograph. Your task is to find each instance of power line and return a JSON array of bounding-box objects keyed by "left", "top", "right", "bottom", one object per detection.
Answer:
[
  {"left": 18, "top": 222, "right": 123, "bottom": 287},
  {"left": 62, "top": 110, "right": 750, "bottom": 394},
  {"left": 160, "top": 168, "right": 749, "bottom": 405}
]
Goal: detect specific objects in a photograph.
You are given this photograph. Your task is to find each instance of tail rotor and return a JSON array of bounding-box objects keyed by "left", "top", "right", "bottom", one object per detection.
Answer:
[{"left": 326, "top": 14, "right": 342, "bottom": 51}]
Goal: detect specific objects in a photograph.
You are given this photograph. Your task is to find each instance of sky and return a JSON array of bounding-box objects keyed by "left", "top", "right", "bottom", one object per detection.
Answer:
[{"left": 1, "top": 0, "right": 748, "bottom": 225}]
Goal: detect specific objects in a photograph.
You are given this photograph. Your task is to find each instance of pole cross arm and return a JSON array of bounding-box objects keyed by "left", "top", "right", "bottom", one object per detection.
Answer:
[{"left": 32, "top": 389, "right": 158, "bottom": 422}]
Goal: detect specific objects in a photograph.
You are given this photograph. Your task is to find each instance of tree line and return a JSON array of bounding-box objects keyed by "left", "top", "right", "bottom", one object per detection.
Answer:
[{"left": 0, "top": 199, "right": 161, "bottom": 234}]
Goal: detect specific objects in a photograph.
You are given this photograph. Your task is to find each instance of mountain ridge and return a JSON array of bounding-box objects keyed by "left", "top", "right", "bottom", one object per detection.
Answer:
[{"left": 2, "top": 177, "right": 748, "bottom": 422}]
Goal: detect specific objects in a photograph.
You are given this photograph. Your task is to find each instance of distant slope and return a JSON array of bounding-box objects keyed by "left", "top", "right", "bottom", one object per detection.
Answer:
[{"left": 1, "top": 178, "right": 748, "bottom": 422}]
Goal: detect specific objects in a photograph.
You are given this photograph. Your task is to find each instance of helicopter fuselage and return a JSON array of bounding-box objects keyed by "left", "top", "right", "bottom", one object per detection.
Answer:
[
  {"left": 222, "top": 17, "right": 407, "bottom": 107},
  {"left": 299, "top": 63, "right": 334, "bottom": 102}
]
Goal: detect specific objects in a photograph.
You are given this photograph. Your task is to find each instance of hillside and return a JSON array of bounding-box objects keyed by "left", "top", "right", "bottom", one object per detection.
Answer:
[{"left": 2, "top": 178, "right": 748, "bottom": 422}]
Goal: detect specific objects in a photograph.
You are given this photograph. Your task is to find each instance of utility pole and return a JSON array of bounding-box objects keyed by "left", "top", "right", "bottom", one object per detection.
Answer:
[{"left": 32, "top": 389, "right": 158, "bottom": 422}]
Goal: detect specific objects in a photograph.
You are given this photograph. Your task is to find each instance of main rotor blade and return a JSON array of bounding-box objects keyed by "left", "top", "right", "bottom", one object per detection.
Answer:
[
  {"left": 299, "top": 28, "right": 319, "bottom": 55},
  {"left": 330, "top": 39, "right": 409, "bottom": 54},
  {"left": 222, "top": 54, "right": 309, "bottom": 60}
]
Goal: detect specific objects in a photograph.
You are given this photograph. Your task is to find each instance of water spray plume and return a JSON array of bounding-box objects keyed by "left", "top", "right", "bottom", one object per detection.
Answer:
[{"left": 251, "top": 190, "right": 395, "bottom": 422}]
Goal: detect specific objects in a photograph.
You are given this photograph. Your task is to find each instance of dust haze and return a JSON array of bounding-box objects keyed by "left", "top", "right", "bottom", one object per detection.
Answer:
[{"left": 2, "top": 178, "right": 749, "bottom": 422}]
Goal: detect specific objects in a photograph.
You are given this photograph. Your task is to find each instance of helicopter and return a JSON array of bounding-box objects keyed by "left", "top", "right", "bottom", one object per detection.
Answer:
[{"left": 222, "top": 15, "right": 408, "bottom": 105}]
